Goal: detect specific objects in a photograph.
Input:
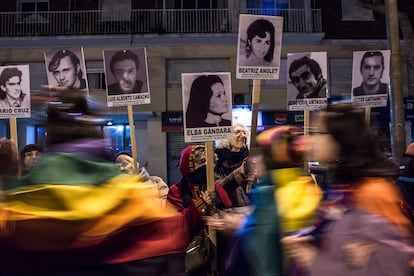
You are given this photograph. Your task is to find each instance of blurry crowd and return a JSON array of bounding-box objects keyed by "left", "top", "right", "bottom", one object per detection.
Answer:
[{"left": 0, "top": 92, "right": 413, "bottom": 276}]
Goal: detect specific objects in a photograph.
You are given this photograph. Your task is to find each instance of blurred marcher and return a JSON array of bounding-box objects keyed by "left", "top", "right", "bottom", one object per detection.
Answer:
[
  {"left": 19, "top": 144, "right": 43, "bottom": 175},
  {"left": 215, "top": 122, "right": 251, "bottom": 207},
  {"left": 283, "top": 104, "right": 414, "bottom": 276},
  {"left": 168, "top": 145, "right": 233, "bottom": 275},
  {"left": 0, "top": 91, "right": 190, "bottom": 275},
  {"left": 207, "top": 126, "right": 322, "bottom": 276},
  {"left": 114, "top": 151, "right": 169, "bottom": 207}
]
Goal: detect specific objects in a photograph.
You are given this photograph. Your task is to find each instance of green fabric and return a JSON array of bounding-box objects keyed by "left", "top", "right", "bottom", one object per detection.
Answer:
[
  {"left": 244, "top": 178, "right": 284, "bottom": 276},
  {"left": 4, "top": 153, "right": 120, "bottom": 190}
]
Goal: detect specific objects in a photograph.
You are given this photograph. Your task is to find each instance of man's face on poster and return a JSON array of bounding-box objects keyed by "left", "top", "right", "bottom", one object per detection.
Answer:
[
  {"left": 361, "top": 56, "right": 384, "bottom": 87},
  {"left": 52, "top": 56, "right": 80, "bottom": 88},
  {"left": 2, "top": 76, "right": 22, "bottom": 99},
  {"left": 112, "top": 59, "right": 137, "bottom": 94},
  {"left": 290, "top": 64, "right": 318, "bottom": 96}
]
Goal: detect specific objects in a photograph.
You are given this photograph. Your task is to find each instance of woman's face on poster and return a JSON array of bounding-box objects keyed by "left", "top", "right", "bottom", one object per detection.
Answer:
[
  {"left": 251, "top": 31, "right": 271, "bottom": 60},
  {"left": 208, "top": 82, "right": 228, "bottom": 115}
]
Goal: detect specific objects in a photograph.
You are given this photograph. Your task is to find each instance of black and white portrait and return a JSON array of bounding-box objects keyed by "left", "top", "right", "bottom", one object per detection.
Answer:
[
  {"left": 287, "top": 52, "right": 328, "bottom": 111},
  {"left": 352, "top": 50, "right": 390, "bottom": 97},
  {"left": 104, "top": 48, "right": 150, "bottom": 95},
  {"left": 182, "top": 72, "right": 232, "bottom": 143},
  {"left": 236, "top": 14, "right": 283, "bottom": 80},
  {"left": 103, "top": 48, "right": 151, "bottom": 107},
  {"left": 44, "top": 47, "right": 88, "bottom": 91},
  {"left": 0, "top": 65, "right": 31, "bottom": 118}
]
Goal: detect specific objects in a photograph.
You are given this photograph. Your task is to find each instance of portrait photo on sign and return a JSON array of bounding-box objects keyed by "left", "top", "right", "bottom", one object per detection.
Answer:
[
  {"left": 103, "top": 48, "right": 150, "bottom": 96},
  {"left": 0, "top": 65, "right": 31, "bottom": 118},
  {"left": 44, "top": 47, "right": 88, "bottom": 91},
  {"left": 352, "top": 50, "right": 390, "bottom": 97},
  {"left": 182, "top": 72, "right": 232, "bottom": 129},
  {"left": 236, "top": 14, "right": 283, "bottom": 79},
  {"left": 286, "top": 52, "right": 328, "bottom": 101}
]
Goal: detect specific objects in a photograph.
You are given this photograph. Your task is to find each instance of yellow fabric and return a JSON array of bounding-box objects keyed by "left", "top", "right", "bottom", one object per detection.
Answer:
[
  {"left": 272, "top": 168, "right": 322, "bottom": 233},
  {"left": 3, "top": 174, "right": 174, "bottom": 221},
  {"left": 0, "top": 174, "right": 177, "bottom": 250}
]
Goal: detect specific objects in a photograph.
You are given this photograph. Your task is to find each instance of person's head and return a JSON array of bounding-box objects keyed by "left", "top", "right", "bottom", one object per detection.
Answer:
[
  {"left": 113, "top": 151, "right": 138, "bottom": 174},
  {"left": 230, "top": 123, "right": 248, "bottom": 150},
  {"left": 359, "top": 51, "right": 385, "bottom": 88},
  {"left": 20, "top": 144, "right": 43, "bottom": 171},
  {"left": 288, "top": 56, "right": 324, "bottom": 96},
  {"left": 311, "top": 103, "right": 396, "bottom": 184},
  {"left": 186, "top": 75, "right": 228, "bottom": 127},
  {"left": 246, "top": 19, "right": 275, "bottom": 63},
  {"left": 109, "top": 50, "right": 140, "bottom": 94},
  {"left": 257, "top": 125, "right": 309, "bottom": 169},
  {"left": 48, "top": 50, "right": 83, "bottom": 89},
  {"left": 0, "top": 67, "right": 23, "bottom": 100},
  {"left": 217, "top": 122, "right": 248, "bottom": 152},
  {"left": 179, "top": 145, "right": 206, "bottom": 176}
]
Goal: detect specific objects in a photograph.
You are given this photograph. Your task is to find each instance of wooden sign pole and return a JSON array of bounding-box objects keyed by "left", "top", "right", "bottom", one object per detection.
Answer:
[
  {"left": 9, "top": 118, "right": 18, "bottom": 158},
  {"left": 304, "top": 109, "right": 310, "bottom": 172},
  {"left": 250, "top": 79, "right": 261, "bottom": 148},
  {"left": 205, "top": 140, "right": 217, "bottom": 273},
  {"left": 127, "top": 105, "right": 138, "bottom": 174}
]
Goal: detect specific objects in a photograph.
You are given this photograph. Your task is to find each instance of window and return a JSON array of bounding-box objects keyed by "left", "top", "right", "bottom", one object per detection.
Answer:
[
  {"left": 246, "top": 0, "right": 289, "bottom": 9},
  {"left": 329, "top": 58, "right": 353, "bottom": 103},
  {"left": 19, "top": 0, "right": 49, "bottom": 23},
  {"left": 20, "top": 0, "right": 49, "bottom": 12},
  {"left": 408, "top": 60, "right": 414, "bottom": 86},
  {"left": 99, "top": 0, "right": 131, "bottom": 21},
  {"left": 87, "top": 73, "right": 107, "bottom": 90},
  {"left": 86, "top": 61, "right": 106, "bottom": 89},
  {"left": 341, "top": 0, "right": 374, "bottom": 21},
  {"left": 173, "top": 0, "right": 218, "bottom": 9},
  {"left": 34, "top": 124, "right": 131, "bottom": 156},
  {"left": 166, "top": 58, "right": 230, "bottom": 86},
  {"left": 104, "top": 124, "right": 131, "bottom": 154}
]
